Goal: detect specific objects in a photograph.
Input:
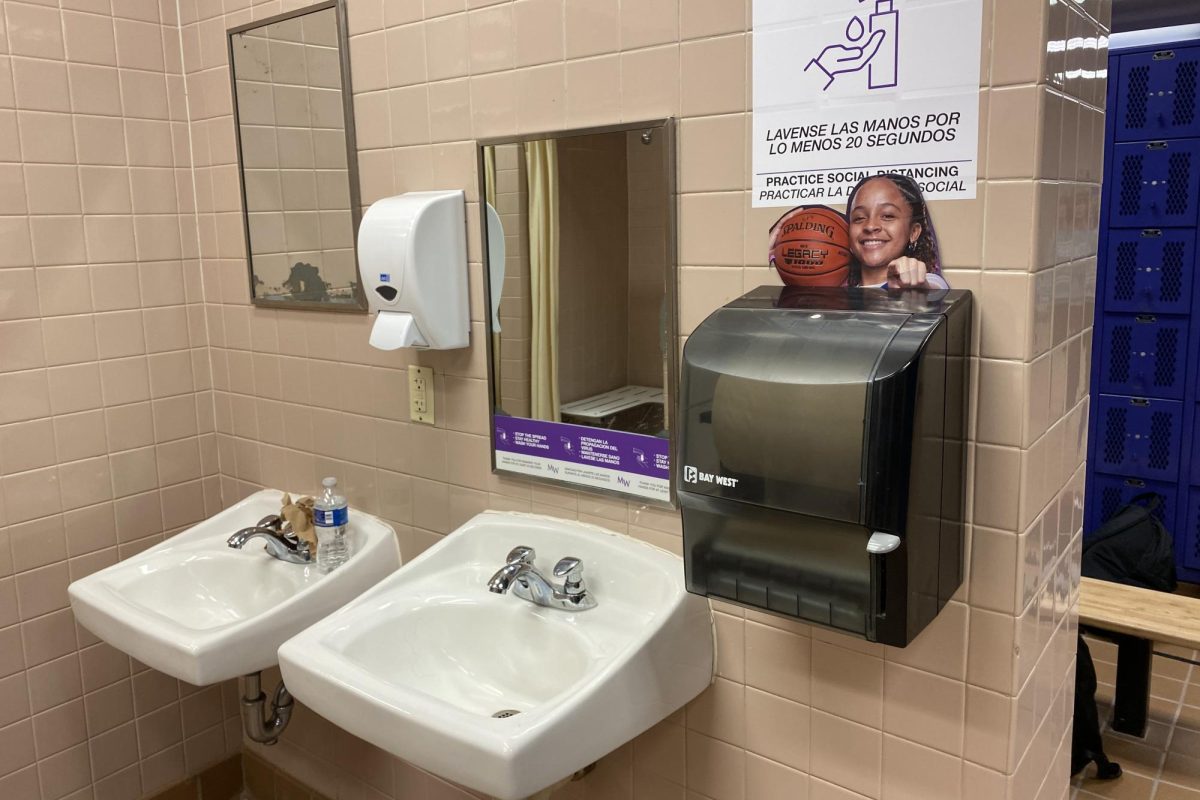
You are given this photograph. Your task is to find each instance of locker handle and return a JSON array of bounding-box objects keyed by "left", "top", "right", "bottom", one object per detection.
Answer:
[
  {"left": 1152, "top": 50, "right": 1175, "bottom": 60},
  {"left": 1130, "top": 398, "right": 1151, "bottom": 406},
  {"left": 1147, "top": 141, "right": 1169, "bottom": 150},
  {"left": 1141, "top": 229, "right": 1163, "bottom": 237},
  {"left": 1124, "top": 479, "right": 1147, "bottom": 488},
  {"left": 1135, "top": 314, "right": 1158, "bottom": 323}
]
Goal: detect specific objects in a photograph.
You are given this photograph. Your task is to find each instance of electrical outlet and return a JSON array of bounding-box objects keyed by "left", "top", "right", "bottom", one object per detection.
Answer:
[{"left": 409, "top": 365, "right": 435, "bottom": 424}]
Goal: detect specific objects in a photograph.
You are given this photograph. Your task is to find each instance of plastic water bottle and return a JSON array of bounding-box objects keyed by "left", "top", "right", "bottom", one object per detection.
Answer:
[{"left": 314, "top": 477, "right": 349, "bottom": 573}]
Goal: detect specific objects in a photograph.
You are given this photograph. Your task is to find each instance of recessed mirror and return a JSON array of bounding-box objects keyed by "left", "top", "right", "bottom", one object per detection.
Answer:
[
  {"left": 480, "top": 121, "right": 678, "bottom": 504},
  {"left": 228, "top": 0, "right": 366, "bottom": 311}
]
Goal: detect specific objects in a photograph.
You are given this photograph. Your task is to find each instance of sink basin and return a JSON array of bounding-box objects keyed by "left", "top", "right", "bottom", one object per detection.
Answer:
[
  {"left": 337, "top": 603, "right": 597, "bottom": 716},
  {"left": 68, "top": 489, "right": 400, "bottom": 685},
  {"left": 278, "top": 511, "right": 714, "bottom": 800}
]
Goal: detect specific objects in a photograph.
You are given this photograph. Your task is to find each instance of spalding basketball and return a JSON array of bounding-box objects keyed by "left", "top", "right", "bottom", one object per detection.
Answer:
[{"left": 768, "top": 205, "right": 852, "bottom": 287}]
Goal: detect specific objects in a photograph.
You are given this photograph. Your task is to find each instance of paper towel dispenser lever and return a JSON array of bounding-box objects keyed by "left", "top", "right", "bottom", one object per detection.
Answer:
[
  {"left": 677, "top": 286, "right": 972, "bottom": 647},
  {"left": 357, "top": 191, "right": 469, "bottom": 350}
]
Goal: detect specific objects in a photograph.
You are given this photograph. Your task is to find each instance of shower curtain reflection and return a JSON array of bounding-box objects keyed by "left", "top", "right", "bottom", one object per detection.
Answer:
[
  {"left": 525, "top": 140, "right": 561, "bottom": 422},
  {"left": 483, "top": 146, "right": 502, "bottom": 394}
]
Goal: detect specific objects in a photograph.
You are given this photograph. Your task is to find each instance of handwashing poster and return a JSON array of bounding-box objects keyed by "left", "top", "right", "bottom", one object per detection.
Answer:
[
  {"left": 493, "top": 417, "right": 671, "bottom": 503},
  {"left": 753, "top": 0, "right": 983, "bottom": 207}
]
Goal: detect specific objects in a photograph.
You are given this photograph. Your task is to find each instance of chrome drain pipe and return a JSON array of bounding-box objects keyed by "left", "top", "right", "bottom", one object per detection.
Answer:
[{"left": 240, "top": 671, "right": 294, "bottom": 745}]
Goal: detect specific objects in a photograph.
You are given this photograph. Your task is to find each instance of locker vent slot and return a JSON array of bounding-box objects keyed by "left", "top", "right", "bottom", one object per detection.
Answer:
[
  {"left": 1194, "top": 503, "right": 1200, "bottom": 562},
  {"left": 1175, "top": 60, "right": 1197, "bottom": 126},
  {"left": 1120, "top": 155, "right": 1144, "bottom": 216},
  {"left": 1194, "top": 515, "right": 1200, "bottom": 561},
  {"left": 1101, "top": 486, "right": 1122, "bottom": 522},
  {"left": 1152, "top": 495, "right": 1169, "bottom": 523},
  {"left": 1163, "top": 241, "right": 1185, "bottom": 303},
  {"left": 1149, "top": 411, "right": 1172, "bottom": 470},
  {"left": 1114, "top": 241, "right": 1137, "bottom": 300},
  {"left": 1103, "top": 407, "right": 1127, "bottom": 465},
  {"left": 1190, "top": 496, "right": 1200, "bottom": 561},
  {"left": 1127, "top": 65, "right": 1150, "bottom": 129},
  {"left": 1154, "top": 327, "right": 1178, "bottom": 388},
  {"left": 1167, "top": 152, "right": 1191, "bottom": 215},
  {"left": 1109, "top": 325, "right": 1132, "bottom": 383}
]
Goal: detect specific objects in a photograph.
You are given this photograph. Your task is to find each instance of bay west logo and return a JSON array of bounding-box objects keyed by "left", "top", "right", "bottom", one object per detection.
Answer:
[{"left": 682, "top": 465, "right": 738, "bottom": 488}]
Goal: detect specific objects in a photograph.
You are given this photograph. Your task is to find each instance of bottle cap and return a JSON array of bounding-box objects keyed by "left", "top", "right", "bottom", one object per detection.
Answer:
[{"left": 322, "top": 477, "right": 337, "bottom": 488}]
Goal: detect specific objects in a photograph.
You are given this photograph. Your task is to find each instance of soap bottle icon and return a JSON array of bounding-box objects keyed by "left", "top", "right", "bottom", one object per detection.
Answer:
[{"left": 867, "top": 0, "right": 899, "bottom": 90}]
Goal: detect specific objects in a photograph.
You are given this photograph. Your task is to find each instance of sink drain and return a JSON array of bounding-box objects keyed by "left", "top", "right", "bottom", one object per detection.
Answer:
[{"left": 491, "top": 709, "right": 521, "bottom": 719}]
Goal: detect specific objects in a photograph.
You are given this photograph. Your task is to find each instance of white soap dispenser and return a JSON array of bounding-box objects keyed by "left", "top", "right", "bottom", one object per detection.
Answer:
[{"left": 357, "top": 190, "right": 469, "bottom": 350}]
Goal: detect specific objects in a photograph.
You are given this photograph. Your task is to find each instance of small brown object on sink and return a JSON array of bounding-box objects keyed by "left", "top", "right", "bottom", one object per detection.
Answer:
[{"left": 280, "top": 493, "right": 318, "bottom": 552}]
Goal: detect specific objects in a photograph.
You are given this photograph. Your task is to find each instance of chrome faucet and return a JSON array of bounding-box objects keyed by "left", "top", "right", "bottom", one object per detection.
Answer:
[
  {"left": 228, "top": 515, "right": 313, "bottom": 565},
  {"left": 487, "top": 546, "right": 596, "bottom": 611}
]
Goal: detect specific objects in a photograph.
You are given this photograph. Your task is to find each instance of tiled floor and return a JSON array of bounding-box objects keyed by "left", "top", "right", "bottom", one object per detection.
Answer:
[{"left": 1072, "top": 636, "right": 1200, "bottom": 799}]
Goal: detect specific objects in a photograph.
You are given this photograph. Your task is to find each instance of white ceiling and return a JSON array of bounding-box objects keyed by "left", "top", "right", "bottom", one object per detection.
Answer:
[{"left": 1112, "top": 0, "right": 1199, "bottom": 33}]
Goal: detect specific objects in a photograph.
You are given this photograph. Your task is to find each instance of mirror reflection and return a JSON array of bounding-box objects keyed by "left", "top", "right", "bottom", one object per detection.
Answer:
[
  {"left": 484, "top": 128, "right": 671, "bottom": 431},
  {"left": 481, "top": 122, "right": 676, "bottom": 504},
  {"left": 229, "top": 1, "right": 365, "bottom": 310}
]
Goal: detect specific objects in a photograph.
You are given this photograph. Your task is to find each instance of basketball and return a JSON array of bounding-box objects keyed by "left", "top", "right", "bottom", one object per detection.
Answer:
[{"left": 768, "top": 205, "right": 852, "bottom": 287}]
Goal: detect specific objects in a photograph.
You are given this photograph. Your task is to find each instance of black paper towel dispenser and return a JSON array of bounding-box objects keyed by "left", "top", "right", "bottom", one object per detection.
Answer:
[{"left": 677, "top": 286, "right": 971, "bottom": 647}]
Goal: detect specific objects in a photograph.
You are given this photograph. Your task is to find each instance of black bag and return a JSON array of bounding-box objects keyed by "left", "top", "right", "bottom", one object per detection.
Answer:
[
  {"left": 1072, "top": 492, "right": 1177, "bottom": 779},
  {"left": 1081, "top": 493, "right": 1177, "bottom": 592}
]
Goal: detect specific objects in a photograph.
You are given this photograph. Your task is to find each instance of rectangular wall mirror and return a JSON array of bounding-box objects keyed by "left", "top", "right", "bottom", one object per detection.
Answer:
[
  {"left": 228, "top": 0, "right": 366, "bottom": 311},
  {"left": 479, "top": 120, "right": 678, "bottom": 505}
]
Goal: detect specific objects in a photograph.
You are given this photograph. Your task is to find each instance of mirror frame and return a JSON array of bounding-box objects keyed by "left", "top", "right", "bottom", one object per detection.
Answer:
[
  {"left": 476, "top": 119, "right": 681, "bottom": 507},
  {"left": 227, "top": 0, "right": 368, "bottom": 313}
]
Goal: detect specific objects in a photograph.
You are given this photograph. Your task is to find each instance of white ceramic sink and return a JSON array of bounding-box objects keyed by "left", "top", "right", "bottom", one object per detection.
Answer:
[
  {"left": 68, "top": 489, "right": 400, "bottom": 685},
  {"left": 278, "top": 511, "right": 715, "bottom": 800}
]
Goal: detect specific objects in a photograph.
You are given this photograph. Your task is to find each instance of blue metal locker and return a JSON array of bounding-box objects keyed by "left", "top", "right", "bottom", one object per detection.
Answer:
[
  {"left": 1103, "top": 229, "right": 1195, "bottom": 315},
  {"left": 1098, "top": 315, "right": 1189, "bottom": 399},
  {"left": 1115, "top": 46, "right": 1200, "bottom": 142},
  {"left": 1093, "top": 395, "right": 1183, "bottom": 481},
  {"left": 1089, "top": 473, "right": 1178, "bottom": 529},
  {"left": 1087, "top": 30, "right": 1200, "bottom": 583},
  {"left": 1108, "top": 139, "right": 1200, "bottom": 228}
]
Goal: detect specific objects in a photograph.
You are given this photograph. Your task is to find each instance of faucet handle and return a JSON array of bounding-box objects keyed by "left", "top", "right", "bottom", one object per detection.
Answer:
[
  {"left": 506, "top": 546, "right": 535, "bottom": 565},
  {"left": 553, "top": 557, "right": 586, "bottom": 595},
  {"left": 281, "top": 529, "right": 306, "bottom": 548},
  {"left": 256, "top": 514, "right": 284, "bottom": 531}
]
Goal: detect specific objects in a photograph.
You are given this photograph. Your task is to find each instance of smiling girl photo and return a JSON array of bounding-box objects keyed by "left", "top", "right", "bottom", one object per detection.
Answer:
[{"left": 845, "top": 172, "right": 948, "bottom": 289}]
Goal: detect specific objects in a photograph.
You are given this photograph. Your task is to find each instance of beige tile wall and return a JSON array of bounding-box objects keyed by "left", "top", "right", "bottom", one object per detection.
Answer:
[
  {"left": 183, "top": 0, "right": 1111, "bottom": 797},
  {"left": 0, "top": 0, "right": 243, "bottom": 797},
  {"left": 0, "top": 0, "right": 1110, "bottom": 797}
]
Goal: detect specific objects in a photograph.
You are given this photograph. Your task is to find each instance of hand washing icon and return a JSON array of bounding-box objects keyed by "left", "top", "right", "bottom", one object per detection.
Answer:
[{"left": 805, "top": 0, "right": 899, "bottom": 91}]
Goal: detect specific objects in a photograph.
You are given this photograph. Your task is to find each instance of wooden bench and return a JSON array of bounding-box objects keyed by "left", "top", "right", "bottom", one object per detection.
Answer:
[{"left": 1079, "top": 577, "right": 1200, "bottom": 737}]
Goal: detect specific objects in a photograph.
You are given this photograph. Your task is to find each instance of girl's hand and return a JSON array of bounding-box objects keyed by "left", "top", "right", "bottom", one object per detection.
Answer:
[{"left": 886, "top": 257, "right": 931, "bottom": 289}]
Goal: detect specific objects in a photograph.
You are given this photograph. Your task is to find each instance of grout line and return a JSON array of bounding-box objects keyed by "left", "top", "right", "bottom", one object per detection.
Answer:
[
  {"left": 52, "top": 0, "right": 102, "bottom": 794},
  {"left": 171, "top": 0, "right": 220, "bottom": 515}
]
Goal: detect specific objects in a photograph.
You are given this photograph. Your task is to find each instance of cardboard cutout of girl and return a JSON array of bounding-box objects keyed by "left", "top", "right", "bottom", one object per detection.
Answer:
[
  {"left": 845, "top": 173, "right": 948, "bottom": 290},
  {"left": 768, "top": 173, "right": 948, "bottom": 290}
]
